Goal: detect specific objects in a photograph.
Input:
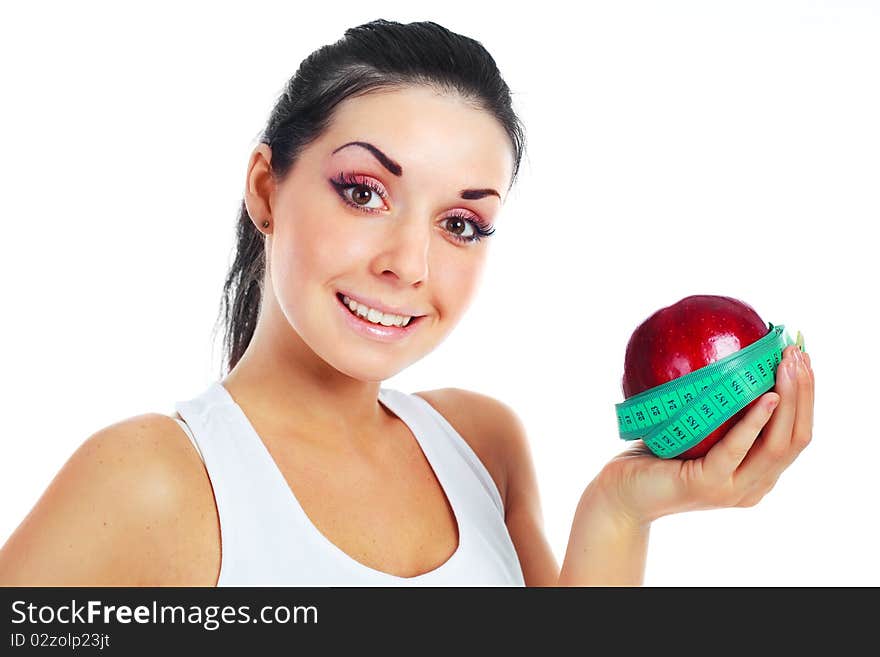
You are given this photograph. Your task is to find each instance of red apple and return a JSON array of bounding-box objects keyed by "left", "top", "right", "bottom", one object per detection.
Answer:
[{"left": 621, "top": 294, "right": 770, "bottom": 459}]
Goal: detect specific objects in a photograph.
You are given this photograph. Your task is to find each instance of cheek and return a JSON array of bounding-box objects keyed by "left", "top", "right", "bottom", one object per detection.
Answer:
[
  {"left": 267, "top": 197, "right": 337, "bottom": 301},
  {"left": 269, "top": 201, "right": 378, "bottom": 295},
  {"left": 270, "top": 189, "right": 489, "bottom": 321},
  {"left": 430, "top": 249, "right": 487, "bottom": 320}
]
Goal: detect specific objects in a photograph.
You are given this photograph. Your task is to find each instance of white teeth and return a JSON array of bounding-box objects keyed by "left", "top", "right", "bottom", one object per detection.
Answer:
[{"left": 342, "top": 295, "right": 413, "bottom": 328}]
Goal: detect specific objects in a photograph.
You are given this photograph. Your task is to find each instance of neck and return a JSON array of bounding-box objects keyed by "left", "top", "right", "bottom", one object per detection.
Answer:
[{"left": 220, "top": 300, "right": 392, "bottom": 447}]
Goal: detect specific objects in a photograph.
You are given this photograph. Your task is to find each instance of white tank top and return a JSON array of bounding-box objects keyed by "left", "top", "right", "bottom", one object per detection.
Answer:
[{"left": 173, "top": 381, "right": 525, "bottom": 587}]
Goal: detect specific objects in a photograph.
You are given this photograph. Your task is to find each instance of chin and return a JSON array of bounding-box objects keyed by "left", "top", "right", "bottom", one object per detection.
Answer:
[{"left": 327, "top": 356, "right": 416, "bottom": 383}]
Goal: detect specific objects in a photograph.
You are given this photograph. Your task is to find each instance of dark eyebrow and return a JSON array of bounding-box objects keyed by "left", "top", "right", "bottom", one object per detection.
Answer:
[
  {"left": 332, "top": 140, "right": 501, "bottom": 201},
  {"left": 460, "top": 188, "right": 501, "bottom": 201},
  {"left": 332, "top": 141, "right": 402, "bottom": 176}
]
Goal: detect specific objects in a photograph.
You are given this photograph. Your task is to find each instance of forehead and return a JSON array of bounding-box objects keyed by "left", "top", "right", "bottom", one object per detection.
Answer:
[{"left": 318, "top": 85, "right": 514, "bottom": 188}]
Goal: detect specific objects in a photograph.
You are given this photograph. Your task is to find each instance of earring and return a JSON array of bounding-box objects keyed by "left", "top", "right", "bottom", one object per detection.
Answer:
[{"left": 261, "top": 220, "right": 270, "bottom": 229}]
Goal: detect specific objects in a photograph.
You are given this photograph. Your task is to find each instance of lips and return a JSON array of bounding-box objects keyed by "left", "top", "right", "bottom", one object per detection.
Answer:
[
  {"left": 336, "top": 289, "right": 425, "bottom": 318},
  {"left": 337, "top": 293, "right": 411, "bottom": 325},
  {"left": 334, "top": 292, "right": 426, "bottom": 343}
]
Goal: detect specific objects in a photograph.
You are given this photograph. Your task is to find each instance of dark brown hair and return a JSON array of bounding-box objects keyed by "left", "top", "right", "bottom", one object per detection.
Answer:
[{"left": 216, "top": 19, "right": 526, "bottom": 375}]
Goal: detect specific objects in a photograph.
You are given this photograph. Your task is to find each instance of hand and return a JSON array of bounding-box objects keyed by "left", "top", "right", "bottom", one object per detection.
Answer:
[{"left": 599, "top": 344, "right": 814, "bottom": 525}]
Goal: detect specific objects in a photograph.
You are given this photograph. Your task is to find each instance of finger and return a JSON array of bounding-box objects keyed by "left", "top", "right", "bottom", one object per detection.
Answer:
[
  {"left": 777, "top": 348, "right": 815, "bottom": 466},
  {"left": 803, "top": 351, "right": 814, "bottom": 387},
  {"left": 803, "top": 351, "right": 814, "bottom": 414},
  {"left": 732, "top": 346, "right": 800, "bottom": 489},
  {"left": 736, "top": 473, "right": 778, "bottom": 508},
  {"left": 702, "top": 391, "right": 780, "bottom": 482},
  {"left": 755, "top": 347, "right": 815, "bottom": 473}
]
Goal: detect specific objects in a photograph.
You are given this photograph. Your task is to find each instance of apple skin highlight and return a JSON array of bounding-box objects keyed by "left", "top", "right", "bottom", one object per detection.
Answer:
[{"left": 621, "top": 295, "right": 770, "bottom": 459}]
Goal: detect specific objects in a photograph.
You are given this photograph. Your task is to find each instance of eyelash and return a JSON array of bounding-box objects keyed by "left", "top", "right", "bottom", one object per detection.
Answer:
[{"left": 329, "top": 171, "right": 496, "bottom": 244}]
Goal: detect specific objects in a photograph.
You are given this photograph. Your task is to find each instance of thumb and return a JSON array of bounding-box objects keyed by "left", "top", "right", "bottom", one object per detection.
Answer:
[{"left": 702, "top": 392, "right": 780, "bottom": 481}]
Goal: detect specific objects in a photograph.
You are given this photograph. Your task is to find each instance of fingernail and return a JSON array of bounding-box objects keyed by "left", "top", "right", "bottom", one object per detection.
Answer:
[
  {"left": 784, "top": 358, "right": 797, "bottom": 380},
  {"left": 766, "top": 396, "right": 779, "bottom": 412}
]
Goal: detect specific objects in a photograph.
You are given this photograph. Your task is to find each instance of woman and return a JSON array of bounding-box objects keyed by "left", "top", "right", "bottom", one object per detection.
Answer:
[{"left": 0, "top": 19, "right": 814, "bottom": 586}]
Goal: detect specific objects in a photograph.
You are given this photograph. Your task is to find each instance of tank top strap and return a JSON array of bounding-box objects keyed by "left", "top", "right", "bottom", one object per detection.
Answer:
[
  {"left": 173, "top": 381, "right": 524, "bottom": 586},
  {"left": 377, "top": 388, "right": 505, "bottom": 517},
  {"left": 174, "top": 382, "right": 306, "bottom": 584},
  {"left": 377, "top": 387, "right": 523, "bottom": 584}
]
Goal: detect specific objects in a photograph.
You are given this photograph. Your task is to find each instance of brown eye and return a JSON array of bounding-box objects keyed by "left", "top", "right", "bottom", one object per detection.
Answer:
[
  {"left": 339, "top": 183, "right": 386, "bottom": 210},
  {"left": 330, "top": 173, "right": 389, "bottom": 212},
  {"left": 444, "top": 216, "right": 475, "bottom": 240},
  {"left": 351, "top": 185, "right": 373, "bottom": 205}
]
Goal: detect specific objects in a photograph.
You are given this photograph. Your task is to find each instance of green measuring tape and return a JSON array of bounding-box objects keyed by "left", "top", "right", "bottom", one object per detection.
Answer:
[{"left": 615, "top": 324, "right": 804, "bottom": 458}]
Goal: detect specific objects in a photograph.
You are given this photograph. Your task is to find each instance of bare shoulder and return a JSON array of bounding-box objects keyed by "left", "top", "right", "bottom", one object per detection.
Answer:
[
  {"left": 414, "top": 387, "right": 558, "bottom": 585},
  {"left": 413, "top": 387, "right": 528, "bottom": 512},
  {"left": 0, "top": 412, "right": 219, "bottom": 586}
]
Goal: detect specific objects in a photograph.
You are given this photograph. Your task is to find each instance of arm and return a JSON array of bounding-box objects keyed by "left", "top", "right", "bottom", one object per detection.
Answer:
[
  {"left": 494, "top": 395, "right": 650, "bottom": 586},
  {"left": 0, "top": 414, "right": 215, "bottom": 586},
  {"left": 557, "top": 471, "right": 650, "bottom": 586},
  {"left": 501, "top": 345, "right": 814, "bottom": 587},
  {"left": 559, "top": 345, "right": 814, "bottom": 586}
]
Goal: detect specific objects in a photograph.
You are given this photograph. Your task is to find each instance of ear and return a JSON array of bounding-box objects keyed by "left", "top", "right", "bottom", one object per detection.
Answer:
[{"left": 243, "top": 143, "right": 275, "bottom": 233}]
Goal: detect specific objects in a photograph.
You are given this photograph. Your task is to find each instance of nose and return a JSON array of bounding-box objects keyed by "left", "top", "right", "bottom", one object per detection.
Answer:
[{"left": 372, "top": 215, "right": 431, "bottom": 286}]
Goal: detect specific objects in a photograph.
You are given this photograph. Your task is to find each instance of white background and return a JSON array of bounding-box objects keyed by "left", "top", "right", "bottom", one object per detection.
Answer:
[{"left": 1, "top": 0, "right": 877, "bottom": 586}]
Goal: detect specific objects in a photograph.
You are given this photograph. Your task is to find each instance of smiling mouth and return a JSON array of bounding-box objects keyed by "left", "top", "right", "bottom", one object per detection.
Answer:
[{"left": 336, "top": 292, "right": 424, "bottom": 329}]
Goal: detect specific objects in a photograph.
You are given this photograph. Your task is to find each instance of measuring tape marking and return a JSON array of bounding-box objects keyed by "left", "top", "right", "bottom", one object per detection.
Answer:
[{"left": 615, "top": 324, "right": 796, "bottom": 457}]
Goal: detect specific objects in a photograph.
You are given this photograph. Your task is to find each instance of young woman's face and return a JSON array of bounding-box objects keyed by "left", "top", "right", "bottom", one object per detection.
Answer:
[{"left": 261, "top": 85, "right": 514, "bottom": 381}]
